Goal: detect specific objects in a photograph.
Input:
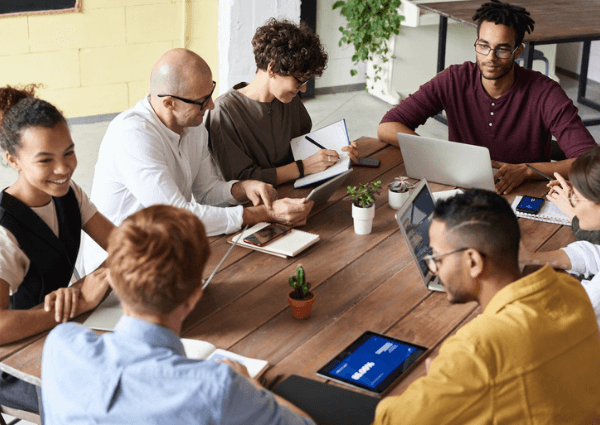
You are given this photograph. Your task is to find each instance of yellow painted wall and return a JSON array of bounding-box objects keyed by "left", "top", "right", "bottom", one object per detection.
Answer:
[{"left": 0, "top": 0, "right": 219, "bottom": 118}]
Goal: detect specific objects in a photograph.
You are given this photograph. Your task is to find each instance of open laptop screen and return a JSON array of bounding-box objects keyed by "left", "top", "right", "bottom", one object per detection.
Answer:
[{"left": 396, "top": 182, "right": 435, "bottom": 278}]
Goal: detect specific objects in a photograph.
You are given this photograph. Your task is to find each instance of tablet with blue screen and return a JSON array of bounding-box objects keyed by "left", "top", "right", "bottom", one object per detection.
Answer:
[{"left": 316, "top": 331, "right": 427, "bottom": 396}]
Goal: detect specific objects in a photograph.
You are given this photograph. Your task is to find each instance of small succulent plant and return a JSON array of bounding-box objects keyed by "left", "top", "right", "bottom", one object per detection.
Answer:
[
  {"left": 389, "top": 177, "right": 414, "bottom": 193},
  {"left": 347, "top": 180, "right": 382, "bottom": 208}
]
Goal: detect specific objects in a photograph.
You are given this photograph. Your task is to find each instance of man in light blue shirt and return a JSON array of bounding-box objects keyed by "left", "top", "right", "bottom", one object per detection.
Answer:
[{"left": 42, "top": 205, "right": 315, "bottom": 425}]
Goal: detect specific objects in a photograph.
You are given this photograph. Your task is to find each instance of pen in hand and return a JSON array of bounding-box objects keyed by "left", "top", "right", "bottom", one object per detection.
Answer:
[
  {"left": 305, "top": 136, "right": 327, "bottom": 150},
  {"left": 525, "top": 164, "right": 553, "bottom": 181}
]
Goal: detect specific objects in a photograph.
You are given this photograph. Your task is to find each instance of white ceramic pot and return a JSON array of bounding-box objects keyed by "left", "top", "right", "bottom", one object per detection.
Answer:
[
  {"left": 352, "top": 204, "right": 375, "bottom": 235},
  {"left": 388, "top": 188, "right": 410, "bottom": 209}
]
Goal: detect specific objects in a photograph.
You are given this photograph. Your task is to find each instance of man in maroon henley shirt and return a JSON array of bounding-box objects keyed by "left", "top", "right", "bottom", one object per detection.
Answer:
[{"left": 378, "top": 0, "right": 596, "bottom": 194}]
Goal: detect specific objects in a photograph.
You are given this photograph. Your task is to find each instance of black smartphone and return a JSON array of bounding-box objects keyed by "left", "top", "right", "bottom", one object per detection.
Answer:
[
  {"left": 354, "top": 158, "right": 381, "bottom": 168},
  {"left": 243, "top": 224, "right": 292, "bottom": 247},
  {"left": 516, "top": 196, "right": 544, "bottom": 214}
]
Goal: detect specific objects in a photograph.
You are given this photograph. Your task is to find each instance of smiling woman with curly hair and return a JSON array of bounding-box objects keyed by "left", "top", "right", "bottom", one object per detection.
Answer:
[{"left": 206, "top": 18, "right": 358, "bottom": 187}]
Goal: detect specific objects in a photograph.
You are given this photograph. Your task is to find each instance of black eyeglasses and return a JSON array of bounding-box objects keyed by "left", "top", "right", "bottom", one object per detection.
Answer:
[
  {"left": 157, "top": 80, "right": 216, "bottom": 110},
  {"left": 474, "top": 42, "right": 519, "bottom": 59},
  {"left": 293, "top": 76, "right": 310, "bottom": 90}
]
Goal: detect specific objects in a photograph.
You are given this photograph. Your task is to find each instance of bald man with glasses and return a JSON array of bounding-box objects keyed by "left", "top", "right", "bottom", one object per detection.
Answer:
[
  {"left": 80, "top": 48, "right": 313, "bottom": 275},
  {"left": 378, "top": 0, "right": 596, "bottom": 195}
]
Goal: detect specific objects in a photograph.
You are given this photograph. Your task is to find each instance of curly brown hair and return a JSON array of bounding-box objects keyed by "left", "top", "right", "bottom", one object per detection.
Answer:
[
  {"left": 252, "top": 18, "right": 328, "bottom": 80},
  {"left": 107, "top": 205, "right": 211, "bottom": 316}
]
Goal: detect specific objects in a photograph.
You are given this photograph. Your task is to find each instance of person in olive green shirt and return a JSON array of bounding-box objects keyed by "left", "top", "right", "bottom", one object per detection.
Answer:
[{"left": 374, "top": 190, "right": 600, "bottom": 424}]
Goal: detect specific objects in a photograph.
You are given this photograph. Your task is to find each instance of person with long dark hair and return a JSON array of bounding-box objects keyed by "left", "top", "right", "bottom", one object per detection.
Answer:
[{"left": 521, "top": 145, "right": 600, "bottom": 328}]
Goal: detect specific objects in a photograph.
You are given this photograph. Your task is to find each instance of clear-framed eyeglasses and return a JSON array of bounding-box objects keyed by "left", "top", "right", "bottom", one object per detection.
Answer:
[{"left": 474, "top": 42, "right": 520, "bottom": 59}]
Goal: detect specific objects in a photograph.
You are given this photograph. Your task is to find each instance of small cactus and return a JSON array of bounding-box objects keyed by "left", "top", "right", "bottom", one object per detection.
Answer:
[{"left": 288, "top": 265, "right": 311, "bottom": 300}]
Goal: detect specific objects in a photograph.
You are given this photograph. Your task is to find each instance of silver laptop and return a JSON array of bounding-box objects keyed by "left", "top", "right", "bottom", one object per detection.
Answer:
[
  {"left": 395, "top": 179, "right": 444, "bottom": 292},
  {"left": 397, "top": 133, "right": 495, "bottom": 191}
]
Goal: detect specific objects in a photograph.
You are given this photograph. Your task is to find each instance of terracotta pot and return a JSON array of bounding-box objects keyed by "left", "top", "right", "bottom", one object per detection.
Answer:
[{"left": 287, "top": 290, "right": 316, "bottom": 319}]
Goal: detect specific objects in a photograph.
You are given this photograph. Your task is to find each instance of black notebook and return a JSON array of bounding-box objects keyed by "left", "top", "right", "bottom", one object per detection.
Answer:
[{"left": 272, "top": 375, "right": 379, "bottom": 425}]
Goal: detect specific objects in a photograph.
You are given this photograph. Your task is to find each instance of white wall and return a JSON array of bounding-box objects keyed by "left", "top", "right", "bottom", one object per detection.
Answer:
[
  {"left": 556, "top": 41, "right": 600, "bottom": 84},
  {"left": 218, "top": 0, "right": 301, "bottom": 93},
  {"left": 218, "top": 0, "right": 367, "bottom": 92},
  {"left": 316, "top": 0, "right": 366, "bottom": 89}
]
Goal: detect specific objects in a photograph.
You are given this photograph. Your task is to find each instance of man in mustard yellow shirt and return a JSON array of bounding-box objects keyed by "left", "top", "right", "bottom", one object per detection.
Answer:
[{"left": 374, "top": 190, "right": 600, "bottom": 424}]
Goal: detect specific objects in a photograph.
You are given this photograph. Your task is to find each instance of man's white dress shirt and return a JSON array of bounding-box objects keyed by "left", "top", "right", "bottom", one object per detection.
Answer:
[{"left": 80, "top": 95, "right": 243, "bottom": 275}]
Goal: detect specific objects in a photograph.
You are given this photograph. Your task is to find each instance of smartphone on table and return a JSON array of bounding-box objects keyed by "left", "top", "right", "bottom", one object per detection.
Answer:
[
  {"left": 243, "top": 224, "right": 292, "bottom": 247},
  {"left": 516, "top": 196, "right": 544, "bottom": 214},
  {"left": 354, "top": 158, "right": 381, "bottom": 168}
]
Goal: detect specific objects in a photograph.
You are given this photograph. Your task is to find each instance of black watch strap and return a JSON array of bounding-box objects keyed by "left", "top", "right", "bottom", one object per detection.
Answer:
[{"left": 295, "top": 160, "right": 305, "bottom": 178}]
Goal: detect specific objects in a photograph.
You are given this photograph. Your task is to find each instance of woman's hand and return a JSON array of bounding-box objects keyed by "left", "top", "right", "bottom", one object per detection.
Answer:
[
  {"left": 546, "top": 172, "right": 575, "bottom": 219},
  {"left": 342, "top": 141, "right": 359, "bottom": 163},
  {"left": 44, "top": 268, "right": 111, "bottom": 323},
  {"left": 303, "top": 149, "right": 340, "bottom": 175},
  {"left": 44, "top": 286, "right": 80, "bottom": 323}
]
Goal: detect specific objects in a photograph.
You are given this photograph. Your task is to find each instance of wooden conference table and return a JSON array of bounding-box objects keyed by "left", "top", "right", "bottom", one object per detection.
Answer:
[
  {"left": 0, "top": 137, "right": 577, "bottom": 402},
  {"left": 419, "top": 0, "right": 600, "bottom": 126}
]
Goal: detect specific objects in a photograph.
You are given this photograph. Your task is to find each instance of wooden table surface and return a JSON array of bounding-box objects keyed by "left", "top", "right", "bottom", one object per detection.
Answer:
[
  {"left": 420, "top": 0, "right": 600, "bottom": 44},
  {"left": 0, "top": 137, "right": 577, "bottom": 399}
]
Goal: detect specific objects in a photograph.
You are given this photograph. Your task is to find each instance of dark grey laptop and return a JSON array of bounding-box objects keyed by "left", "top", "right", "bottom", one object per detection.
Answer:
[{"left": 395, "top": 179, "right": 444, "bottom": 292}]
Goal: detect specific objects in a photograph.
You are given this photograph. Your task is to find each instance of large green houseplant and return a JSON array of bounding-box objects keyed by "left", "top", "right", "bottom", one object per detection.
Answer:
[{"left": 332, "top": 0, "right": 404, "bottom": 85}]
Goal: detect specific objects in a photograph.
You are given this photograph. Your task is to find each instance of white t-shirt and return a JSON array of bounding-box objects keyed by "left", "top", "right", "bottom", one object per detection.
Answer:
[
  {"left": 562, "top": 241, "right": 600, "bottom": 330},
  {"left": 0, "top": 180, "right": 97, "bottom": 295},
  {"left": 79, "top": 95, "right": 244, "bottom": 275}
]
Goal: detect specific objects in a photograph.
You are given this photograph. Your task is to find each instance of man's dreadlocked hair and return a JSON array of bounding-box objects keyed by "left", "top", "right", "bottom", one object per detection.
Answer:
[{"left": 472, "top": 0, "right": 535, "bottom": 47}]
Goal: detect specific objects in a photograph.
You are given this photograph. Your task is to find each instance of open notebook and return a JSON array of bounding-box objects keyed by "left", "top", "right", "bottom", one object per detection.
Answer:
[
  {"left": 511, "top": 196, "right": 572, "bottom": 225},
  {"left": 291, "top": 119, "right": 351, "bottom": 188},
  {"left": 181, "top": 338, "right": 268, "bottom": 378}
]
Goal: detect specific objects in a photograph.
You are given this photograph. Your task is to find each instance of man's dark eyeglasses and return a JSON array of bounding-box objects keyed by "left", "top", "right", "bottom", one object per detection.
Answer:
[
  {"left": 293, "top": 76, "right": 310, "bottom": 89},
  {"left": 474, "top": 42, "right": 519, "bottom": 59},
  {"left": 157, "top": 81, "right": 216, "bottom": 110}
]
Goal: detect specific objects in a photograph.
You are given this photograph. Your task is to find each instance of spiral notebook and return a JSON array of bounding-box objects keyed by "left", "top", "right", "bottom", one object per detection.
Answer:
[
  {"left": 227, "top": 223, "right": 320, "bottom": 258},
  {"left": 511, "top": 196, "right": 572, "bottom": 225}
]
